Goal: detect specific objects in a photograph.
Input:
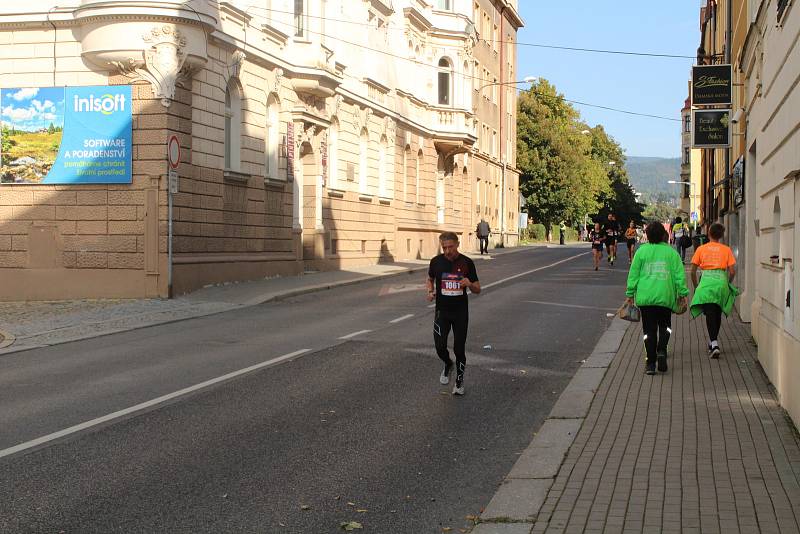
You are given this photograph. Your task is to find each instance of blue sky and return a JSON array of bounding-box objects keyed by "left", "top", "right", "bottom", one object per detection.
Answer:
[
  {"left": 517, "top": 1, "right": 700, "bottom": 159},
  {"left": 1, "top": 87, "right": 65, "bottom": 131}
]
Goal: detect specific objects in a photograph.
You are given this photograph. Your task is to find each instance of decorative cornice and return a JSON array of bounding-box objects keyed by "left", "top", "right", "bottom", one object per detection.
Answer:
[{"left": 228, "top": 50, "right": 246, "bottom": 79}]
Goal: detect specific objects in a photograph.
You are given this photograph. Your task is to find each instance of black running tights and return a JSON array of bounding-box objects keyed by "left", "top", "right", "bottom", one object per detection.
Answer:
[
  {"left": 434, "top": 307, "right": 468, "bottom": 381},
  {"left": 702, "top": 303, "right": 723, "bottom": 342},
  {"left": 640, "top": 306, "right": 672, "bottom": 364}
]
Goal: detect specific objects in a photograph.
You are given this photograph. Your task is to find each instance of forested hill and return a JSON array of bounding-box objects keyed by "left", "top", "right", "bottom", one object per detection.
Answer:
[{"left": 626, "top": 156, "right": 682, "bottom": 202}]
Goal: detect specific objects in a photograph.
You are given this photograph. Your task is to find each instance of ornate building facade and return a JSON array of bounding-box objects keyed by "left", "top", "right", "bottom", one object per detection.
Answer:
[{"left": 0, "top": 0, "right": 523, "bottom": 299}]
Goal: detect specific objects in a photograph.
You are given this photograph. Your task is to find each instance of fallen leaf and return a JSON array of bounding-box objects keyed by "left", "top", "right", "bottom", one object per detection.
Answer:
[
  {"left": 340, "top": 521, "right": 363, "bottom": 531},
  {"left": 300, "top": 505, "right": 310, "bottom": 510},
  {"left": 356, "top": 509, "right": 368, "bottom": 513},
  {"left": 442, "top": 528, "right": 452, "bottom": 532}
]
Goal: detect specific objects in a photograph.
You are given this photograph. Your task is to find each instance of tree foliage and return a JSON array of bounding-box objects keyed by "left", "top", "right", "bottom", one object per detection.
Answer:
[{"left": 517, "top": 79, "right": 644, "bottom": 232}]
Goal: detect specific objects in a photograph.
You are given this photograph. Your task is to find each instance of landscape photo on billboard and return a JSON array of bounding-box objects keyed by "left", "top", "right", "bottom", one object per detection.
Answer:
[{"left": 0, "top": 87, "right": 66, "bottom": 184}]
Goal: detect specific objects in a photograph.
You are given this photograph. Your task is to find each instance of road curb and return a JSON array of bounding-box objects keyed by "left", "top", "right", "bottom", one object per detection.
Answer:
[{"left": 477, "top": 317, "right": 630, "bottom": 530}]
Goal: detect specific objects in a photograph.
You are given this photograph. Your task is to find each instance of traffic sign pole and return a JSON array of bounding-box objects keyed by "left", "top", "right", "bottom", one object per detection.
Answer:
[{"left": 166, "top": 135, "right": 180, "bottom": 298}]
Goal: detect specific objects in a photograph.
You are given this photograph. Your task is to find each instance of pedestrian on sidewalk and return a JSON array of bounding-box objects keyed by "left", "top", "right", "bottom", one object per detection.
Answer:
[
  {"left": 589, "top": 222, "right": 604, "bottom": 271},
  {"left": 689, "top": 223, "right": 739, "bottom": 359},
  {"left": 476, "top": 218, "right": 491, "bottom": 255},
  {"left": 559, "top": 221, "right": 567, "bottom": 245},
  {"left": 625, "top": 221, "right": 689, "bottom": 375},
  {"left": 673, "top": 216, "right": 691, "bottom": 263},
  {"left": 426, "top": 232, "right": 481, "bottom": 395}
]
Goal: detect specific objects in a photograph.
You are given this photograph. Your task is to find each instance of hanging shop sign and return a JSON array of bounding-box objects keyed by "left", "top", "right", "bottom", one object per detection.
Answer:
[
  {"left": 732, "top": 156, "right": 745, "bottom": 207},
  {"left": 692, "top": 64, "right": 732, "bottom": 106},
  {"left": 0, "top": 85, "right": 132, "bottom": 185},
  {"left": 692, "top": 109, "right": 732, "bottom": 148}
]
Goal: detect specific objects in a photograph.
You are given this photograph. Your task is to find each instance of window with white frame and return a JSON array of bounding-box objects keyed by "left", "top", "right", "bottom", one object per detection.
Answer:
[
  {"left": 329, "top": 119, "right": 339, "bottom": 189},
  {"left": 378, "top": 136, "right": 388, "bottom": 198},
  {"left": 294, "top": 0, "right": 306, "bottom": 38},
  {"left": 438, "top": 58, "right": 452, "bottom": 106},
  {"left": 402, "top": 145, "right": 410, "bottom": 202},
  {"left": 224, "top": 82, "right": 242, "bottom": 171},
  {"left": 359, "top": 128, "right": 369, "bottom": 194},
  {"left": 265, "top": 95, "right": 279, "bottom": 179},
  {"left": 436, "top": 0, "right": 452, "bottom": 10}
]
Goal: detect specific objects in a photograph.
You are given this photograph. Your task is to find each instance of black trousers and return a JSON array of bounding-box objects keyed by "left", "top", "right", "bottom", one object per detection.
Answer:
[
  {"left": 434, "top": 307, "right": 468, "bottom": 383},
  {"left": 640, "top": 306, "right": 672, "bottom": 364},
  {"left": 478, "top": 236, "right": 489, "bottom": 254},
  {"left": 702, "top": 303, "right": 723, "bottom": 342}
]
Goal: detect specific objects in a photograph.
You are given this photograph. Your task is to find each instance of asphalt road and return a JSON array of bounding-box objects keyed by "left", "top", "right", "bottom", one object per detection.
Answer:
[{"left": 0, "top": 244, "right": 630, "bottom": 534}]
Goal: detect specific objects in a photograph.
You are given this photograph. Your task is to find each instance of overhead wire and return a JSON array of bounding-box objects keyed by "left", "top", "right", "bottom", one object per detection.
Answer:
[
  {"left": 239, "top": 4, "right": 696, "bottom": 59},
  {"left": 208, "top": 2, "right": 681, "bottom": 122}
]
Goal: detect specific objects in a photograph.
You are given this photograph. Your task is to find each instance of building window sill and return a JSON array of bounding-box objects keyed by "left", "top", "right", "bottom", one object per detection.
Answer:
[
  {"left": 224, "top": 169, "right": 250, "bottom": 183},
  {"left": 328, "top": 189, "right": 345, "bottom": 198},
  {"left": 359, "top": 194, "right": 373, "bottom": 202},
  {"left": 379, "top": 197, "right": 391, "bottom": 205},
  {"left": 264, "top": 177, "right": 286, "bottom": 190}
]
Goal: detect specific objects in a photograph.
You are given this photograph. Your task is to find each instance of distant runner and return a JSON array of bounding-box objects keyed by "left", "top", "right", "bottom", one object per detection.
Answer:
[
  {"left": 604, "top": 213, "right": 620, "bottom": 265},
  {"left": 426, "top": 232, "right": 481, "bottom": 395},
  {"left": 590, "top": 222, "right": 605, "bottom": 271},
  {"left": 625, "top": 221, "right": 638, "bottom": 262}
]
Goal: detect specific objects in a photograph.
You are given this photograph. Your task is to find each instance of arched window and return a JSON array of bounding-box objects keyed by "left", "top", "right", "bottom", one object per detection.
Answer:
[
  {"left": 359, "top": 128, "right": 369, "bottom": 194},
  {"left": 378, "top": 135, "right": 388, "bottom": 198},
  {"left": 437, "top": 58, "right": 452, "bottom": 106},
  {"left": 328, "top": 119, "right": 339, "bottom": 189},
  {"left": 224, "top": 82, "right": 242, "bottom": 171},
  {"left": 265, "top": 94, "right": 279, "bottom": 179}
]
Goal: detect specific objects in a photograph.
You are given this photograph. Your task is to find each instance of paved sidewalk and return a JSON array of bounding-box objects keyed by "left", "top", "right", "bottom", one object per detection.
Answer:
[{"left": 523, "top": 312, "right": 800, "bottom": 534}]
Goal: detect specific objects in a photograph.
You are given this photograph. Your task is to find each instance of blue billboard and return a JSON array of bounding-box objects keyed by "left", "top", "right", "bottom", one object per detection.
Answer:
[{"left": 0, "top": 85, "right": 132, "bottom": 184}]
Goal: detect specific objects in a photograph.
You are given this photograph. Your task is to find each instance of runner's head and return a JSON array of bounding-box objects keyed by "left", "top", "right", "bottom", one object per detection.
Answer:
[
  {"left": 675, "top": 216, "right": 683, "bottom": 224},
  {"left": 709, "top": 223, "right": 725, "bottom": 241},
  {"left": 607, "top": 213, "right": 614, "bottom": 221},
  {"left": 439, "top": 231, "right": 460, "bottom": 260},
  {"left": 629, "top": 221, "right": 635, "bottom": 228},
  {"left": 594, "top": 222, "right": 601, "bottom": 231},
  {"left": 645, "top": 222, "right": 667, "bottom": 244}
]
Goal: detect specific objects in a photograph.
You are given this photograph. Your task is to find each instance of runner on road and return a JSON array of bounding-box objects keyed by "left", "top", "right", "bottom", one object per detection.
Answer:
[
  {"left": 604, "top": 213, "right": 620, "bottom": 265},
  {"left": 625, "top": 221, "right": 638, "bottom": 262},
  {"left": 426, "top": 232, "right": 481, "bottom": 395},
  {"left": 589, "top": 223, "right": 605, "bottom": 271}
]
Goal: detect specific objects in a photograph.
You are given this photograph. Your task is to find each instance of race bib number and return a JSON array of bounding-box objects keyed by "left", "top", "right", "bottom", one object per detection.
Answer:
[{"left": 440, "top": 273, "right": 463, "bottom": 297}]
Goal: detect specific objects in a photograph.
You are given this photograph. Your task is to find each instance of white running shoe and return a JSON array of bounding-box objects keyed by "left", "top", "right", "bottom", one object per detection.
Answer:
[
  {"left": 452, "top": 382, "right": 464, "bottom": 395},
  {"left": 710, "top": 346, "right": 721, "bottom": 359},
  {"left": 440, "top": 364, "right": 452, "bottom": 385}
]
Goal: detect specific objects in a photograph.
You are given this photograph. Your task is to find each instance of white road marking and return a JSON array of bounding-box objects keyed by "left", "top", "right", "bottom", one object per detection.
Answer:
[
  {"left": 0, "top": 349, "right": 312, "bottom": 460},
  {"left": 338, "top": 330, "right": 372, "bottom": 339},
  {"left": 481, "top": 252, "right": 588, "bottom": 290},
  {"left": 389, "top": 314, "right": 415, "bottom": 324},
  {"left": 524, "top": 300, "right": 617, "bottom": 312}
]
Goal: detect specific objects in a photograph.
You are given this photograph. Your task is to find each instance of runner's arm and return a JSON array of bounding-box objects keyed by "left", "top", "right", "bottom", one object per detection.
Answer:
[
  {"left": 727, "top": 264, "right": 736, "bottom": 283},
  {"left": 690, "top": 264, "right": 699, "bottom": 288}
]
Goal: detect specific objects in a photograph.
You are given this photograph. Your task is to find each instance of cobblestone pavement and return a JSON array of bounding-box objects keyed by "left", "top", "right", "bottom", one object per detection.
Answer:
[{"left": 531, "top": 312, "right": 800, "bottom": 534}]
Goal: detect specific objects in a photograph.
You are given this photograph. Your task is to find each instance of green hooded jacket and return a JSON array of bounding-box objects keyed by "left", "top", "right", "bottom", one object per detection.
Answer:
[
  {"left": 690, "top": 269, "right": 740, "bottom": 317},
  {"left": 625, "top": 242, "right": 689, "bottom": 312}
]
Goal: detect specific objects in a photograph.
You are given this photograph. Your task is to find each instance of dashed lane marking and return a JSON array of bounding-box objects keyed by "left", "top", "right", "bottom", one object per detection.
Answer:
[
  {"left": 338, "top": 330, "right": 372, "bottom": 340},
  {"left": 389, "top": 314, "right": 415, "bottom": 324}
]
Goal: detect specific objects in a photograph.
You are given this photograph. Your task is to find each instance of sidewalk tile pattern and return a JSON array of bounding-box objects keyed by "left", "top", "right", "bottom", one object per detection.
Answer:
[{"left": 532, "top": 313, "right": 800, "bottom": 534}]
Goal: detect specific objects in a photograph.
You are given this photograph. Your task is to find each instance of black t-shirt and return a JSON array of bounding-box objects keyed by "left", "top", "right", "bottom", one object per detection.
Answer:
[
  {"left": 428, "top": 253, "right": 479, "bottom": 311},
  {"left": 589, "top": 230, "right": 604, "bottom": 246},
  {"left": 603, "top": 221, "right": 620, "bottom": 240}
]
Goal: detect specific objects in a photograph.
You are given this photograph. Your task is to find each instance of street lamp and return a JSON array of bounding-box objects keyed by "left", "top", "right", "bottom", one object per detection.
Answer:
[
  {"left": 668, "top": 180, "right": 697, "bottom": 231},
  {"left": 473, "top": 76, "right": 537, "bottom": 248}
]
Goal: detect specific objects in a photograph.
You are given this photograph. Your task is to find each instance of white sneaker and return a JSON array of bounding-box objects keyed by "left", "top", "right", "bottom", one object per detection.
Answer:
[
  {"left": 710, "top": 346, "right": 721, "bottom": 359},
  {"left": 452, "top": 383, "right": 464, "bottom": 395},
  {"left": 440, "top": 364, "right": 452, "bottom": 385}
]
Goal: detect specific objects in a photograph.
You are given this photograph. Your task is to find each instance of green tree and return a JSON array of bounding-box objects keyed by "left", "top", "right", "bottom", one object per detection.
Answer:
[
  {"left": 517, "top": 79, "right": 608, "bottom": 237},
  {"left": 589, "top": 126, "right": 644, "bottom": 228},
  {"left": 642, "top": 201, "right": 679, "bottom": 224},
  {"left": 47, "top": 122, "right": 55, "bottom": 134}
]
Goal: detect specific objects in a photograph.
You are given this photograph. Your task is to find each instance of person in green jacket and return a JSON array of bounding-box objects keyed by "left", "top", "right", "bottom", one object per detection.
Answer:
[
  {"left": 625, "top": 222, "right": 689, "bottom": 375},
  {"left": 690, "top": 223, "right": 739, "bottom": 359}
]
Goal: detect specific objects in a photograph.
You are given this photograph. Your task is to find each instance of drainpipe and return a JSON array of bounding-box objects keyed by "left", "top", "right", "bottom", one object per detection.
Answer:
[
  {"left": 724, "top": 0, "right": 732, "bottom": 222},
  {"left": 498, "top": 3, "right": 507, "bottom": 246}
]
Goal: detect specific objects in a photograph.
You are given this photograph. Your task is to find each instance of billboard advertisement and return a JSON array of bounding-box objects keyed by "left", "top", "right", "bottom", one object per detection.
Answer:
[{"left": 0, "top": 85, "right": 132, "bottom": 185}]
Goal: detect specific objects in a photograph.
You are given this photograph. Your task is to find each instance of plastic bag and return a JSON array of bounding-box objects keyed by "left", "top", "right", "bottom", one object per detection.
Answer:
[{"left": 618, "top": 301, "right": 641, "bottom": 322}]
